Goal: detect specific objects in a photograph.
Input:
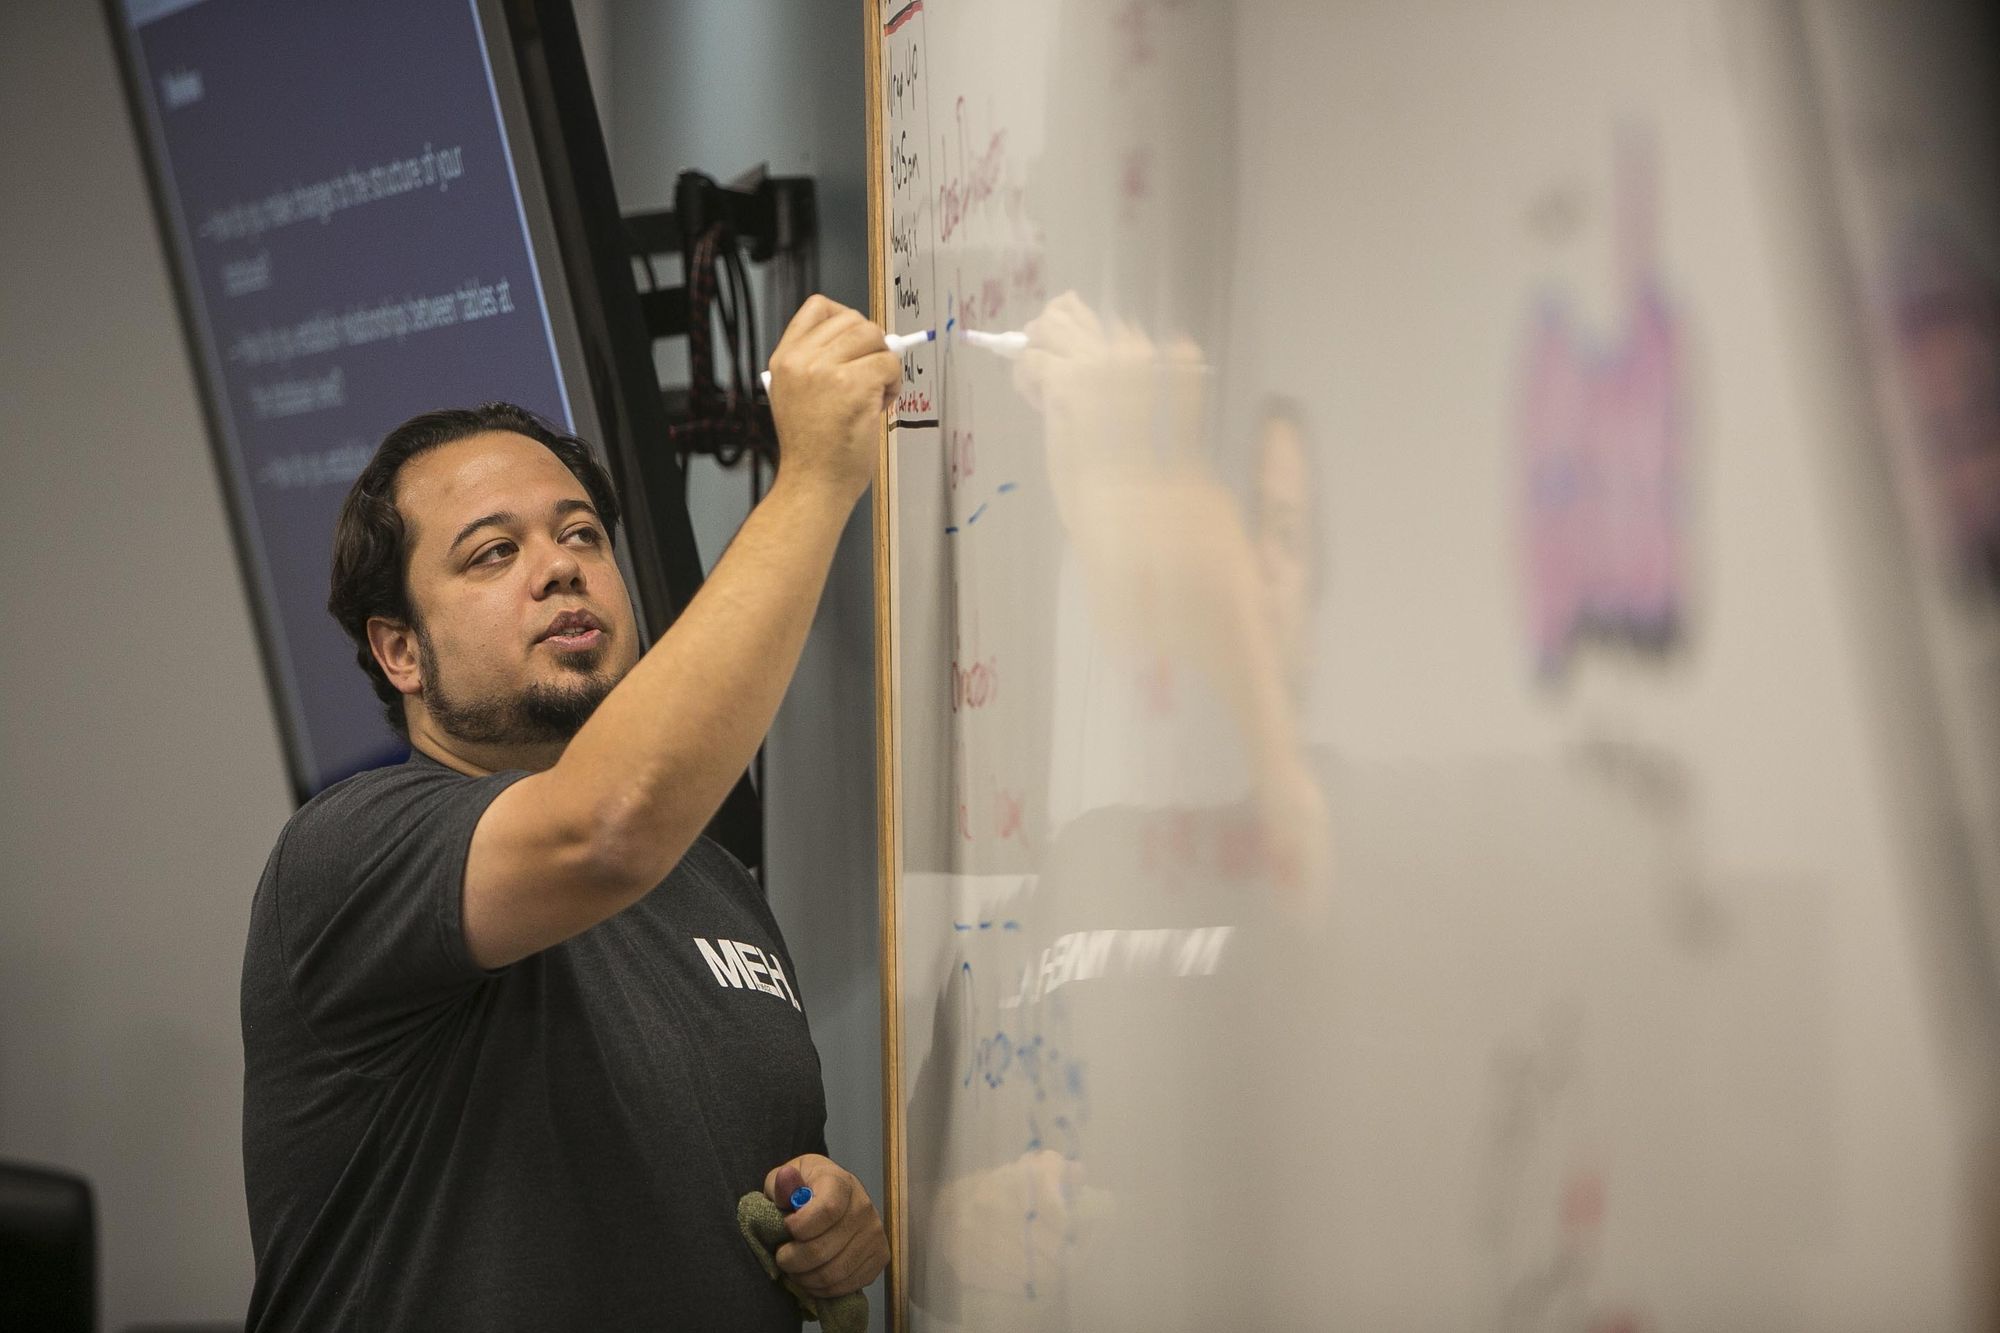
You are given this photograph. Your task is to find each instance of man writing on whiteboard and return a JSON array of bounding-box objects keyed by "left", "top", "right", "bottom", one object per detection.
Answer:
[{"left": 239, "top": 296, "right": 897, "bottom": 1330}]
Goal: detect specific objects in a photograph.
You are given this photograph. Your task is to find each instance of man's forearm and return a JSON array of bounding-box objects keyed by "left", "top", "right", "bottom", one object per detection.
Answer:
[{"left": 555, "top": 472, "right": 860, "bottom": 884}]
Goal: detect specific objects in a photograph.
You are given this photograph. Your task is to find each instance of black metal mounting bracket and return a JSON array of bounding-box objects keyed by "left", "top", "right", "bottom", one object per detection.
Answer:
[{"left": 623, "top": 169, "right": 817, "bottom": 347}]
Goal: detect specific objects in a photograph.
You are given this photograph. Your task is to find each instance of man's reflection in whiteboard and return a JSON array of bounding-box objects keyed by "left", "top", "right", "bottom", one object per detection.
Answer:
[
  {"left": 1018, "top": 291, "right": 1333, "bottom": 912},
  {"left": 906, "top": 293, "right": 1339, "bottom": 1327}
]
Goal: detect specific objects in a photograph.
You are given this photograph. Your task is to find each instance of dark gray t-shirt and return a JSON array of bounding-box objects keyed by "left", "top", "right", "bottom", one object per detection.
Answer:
[{"left": 241, "top": 752, "right": 827, "bottom": 1331}]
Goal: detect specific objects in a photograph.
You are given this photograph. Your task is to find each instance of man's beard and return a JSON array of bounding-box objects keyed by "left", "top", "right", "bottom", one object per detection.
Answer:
[{"left": 416, "top": 621, "right": 617, "bottom": 747}]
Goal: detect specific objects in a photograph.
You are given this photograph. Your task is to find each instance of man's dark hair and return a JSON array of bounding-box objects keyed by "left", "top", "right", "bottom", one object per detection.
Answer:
[{"left": 328, "top": 403, "right": 623, "bottom": 737}]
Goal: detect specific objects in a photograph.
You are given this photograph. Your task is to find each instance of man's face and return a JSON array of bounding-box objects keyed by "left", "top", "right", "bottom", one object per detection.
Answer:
[{"left": 393, "top": 430, "right": 642, "bottom": 748}]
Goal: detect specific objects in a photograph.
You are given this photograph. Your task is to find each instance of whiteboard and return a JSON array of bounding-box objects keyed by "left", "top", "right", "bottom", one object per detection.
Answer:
[{"left": 868, "top": 2, "right": 1998, "bottom": 1328}]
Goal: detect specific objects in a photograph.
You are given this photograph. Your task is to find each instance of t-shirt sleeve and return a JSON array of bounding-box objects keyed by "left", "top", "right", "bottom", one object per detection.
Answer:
[{"left": 265, "top": 764, "right": 526, "bottom": 1075}]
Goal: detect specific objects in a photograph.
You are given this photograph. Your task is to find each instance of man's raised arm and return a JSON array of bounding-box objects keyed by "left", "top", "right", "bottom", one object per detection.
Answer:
[{"left": 461, "top": 297, "right": 900, "bottom": 968}]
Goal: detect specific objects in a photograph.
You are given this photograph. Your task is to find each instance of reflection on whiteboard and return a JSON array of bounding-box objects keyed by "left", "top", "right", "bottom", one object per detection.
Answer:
[{"left": 877, "top": 1, "right": 1996, "bottom": 1329}]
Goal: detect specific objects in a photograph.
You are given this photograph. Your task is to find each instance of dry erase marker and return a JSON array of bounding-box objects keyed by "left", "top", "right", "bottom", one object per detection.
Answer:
[
  {"left": 761, "top": 329, "right": 935, "bottom": 390},
  {"left": 788, "top": 1185, "right": 813, "bottom": 1211},
  {"left": 886, "top": 328, "right": 938, "bottom": 354}
]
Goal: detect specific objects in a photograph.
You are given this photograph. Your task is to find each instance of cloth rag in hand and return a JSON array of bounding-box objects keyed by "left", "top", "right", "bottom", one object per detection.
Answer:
[{"left": 736, "top": 1191, "right": 870, "bottom": 1333}]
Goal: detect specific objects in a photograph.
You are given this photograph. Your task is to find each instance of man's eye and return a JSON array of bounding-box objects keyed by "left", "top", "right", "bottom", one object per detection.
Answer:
[
  {"left": 471, "top": 541, "right": 515, "bottom": 566},
  {"left": 564, "top": 526, "right": 602, "bottom": 546}
]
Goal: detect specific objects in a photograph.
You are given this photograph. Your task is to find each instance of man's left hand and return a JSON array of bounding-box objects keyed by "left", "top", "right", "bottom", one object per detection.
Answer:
[{"left": 762, "top": 1153, "right": 889, "bottom": 1298}]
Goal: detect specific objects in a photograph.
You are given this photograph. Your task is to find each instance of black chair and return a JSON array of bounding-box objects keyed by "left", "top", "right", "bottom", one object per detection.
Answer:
[{"left": 0, "top": 1159, "right": 96, "bottom": 1333}]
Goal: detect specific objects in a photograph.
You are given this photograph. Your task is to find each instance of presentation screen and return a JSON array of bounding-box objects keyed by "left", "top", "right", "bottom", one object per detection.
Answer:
[{"left": 108, "top": 0, "right": 608, "bottom": 797}]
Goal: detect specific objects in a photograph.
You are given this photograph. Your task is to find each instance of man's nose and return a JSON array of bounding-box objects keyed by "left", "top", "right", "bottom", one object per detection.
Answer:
[{"left": 536, "top": 540, "right": 584, "bottom": 595}]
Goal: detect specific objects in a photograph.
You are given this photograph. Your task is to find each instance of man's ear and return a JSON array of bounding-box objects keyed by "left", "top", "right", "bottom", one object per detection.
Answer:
[{"left": 366, "top": 617, "right": 423, "bottom": 697}]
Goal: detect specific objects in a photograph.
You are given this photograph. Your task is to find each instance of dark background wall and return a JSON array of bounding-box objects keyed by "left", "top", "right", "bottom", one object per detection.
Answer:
[{"left": 0, "top": 0, "right": 287, "bottom": 1322}]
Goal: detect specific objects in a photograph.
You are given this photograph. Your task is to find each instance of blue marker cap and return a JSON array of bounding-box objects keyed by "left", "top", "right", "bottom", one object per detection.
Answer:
[{"left": 789, "top": 1185, "right": 813, "bottom": 1211}]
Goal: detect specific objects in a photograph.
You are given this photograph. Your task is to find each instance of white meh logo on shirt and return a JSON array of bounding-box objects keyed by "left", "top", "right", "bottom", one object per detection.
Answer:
[{"left": 693, "top": 937, "right": 802, "bottom": 1012}]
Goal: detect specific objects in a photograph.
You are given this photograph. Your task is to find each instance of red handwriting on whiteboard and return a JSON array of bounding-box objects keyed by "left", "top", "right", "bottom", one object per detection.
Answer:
[
  {"left": 949, "top": 428, "right": 976, "bottom": 488},
  {"left": 961, "top": 278, "right": 1005, "bottom": 331},
  {"left": 956, "top": 789, "right": 1025, "bottom": 844},
  {"left": 995, "top": 789, "right": 1024, "bottom": 842},
  {"left": 896, "top": 387, "right": 934, "bottom": 417},
  {"left": 956, "top": 256, "right": 1046, "bottom": 336},
  {"left": 951, "top": 656, "right": 998, "bottom": 712},
  {"left": 938, "top": 99, "right": 1007, "bottom": 244},
  {"left": 1136, "top": 808, "right": 1271, "bottom": 884},
  {"left": 1011, "top": 250, "right": 1047, "bottom": 304}
]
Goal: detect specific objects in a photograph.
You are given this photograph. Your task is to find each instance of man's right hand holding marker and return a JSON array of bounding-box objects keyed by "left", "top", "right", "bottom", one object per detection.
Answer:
[{"left": 764, "top": 295, "right": 902, "bottom": 505}]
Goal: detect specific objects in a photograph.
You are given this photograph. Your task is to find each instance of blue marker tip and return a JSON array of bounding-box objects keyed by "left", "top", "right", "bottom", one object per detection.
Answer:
[{"left": 789, "top": 1185, "right": 813, "bottom": 1211}]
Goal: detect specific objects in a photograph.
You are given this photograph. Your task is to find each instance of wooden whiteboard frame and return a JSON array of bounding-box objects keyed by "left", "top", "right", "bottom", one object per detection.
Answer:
[{"left": 863, "top": 0, "right": 909, "bottom": 1326}]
